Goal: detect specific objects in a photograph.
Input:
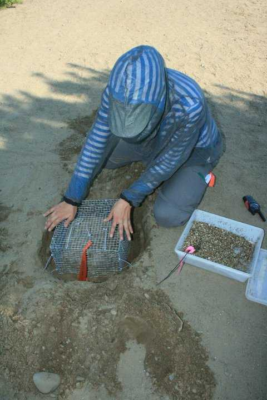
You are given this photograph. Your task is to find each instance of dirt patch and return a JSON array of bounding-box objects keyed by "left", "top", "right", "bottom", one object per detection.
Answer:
[
  {"left": 38, "top": 229, "right": 53, "bottom": 266},
  {"left": 0, "top": 204, "right": 12, "bottom": 253},
  {"left": 0, "top": 227, "right": 11, "bottom": 252},
  {"left": 183, "top": 221, "right": 255, "bottom": 271},
  {"left": 0, "top": 203, "right": 12, "bottom": 223},
  {"left": 0, "top": 270, "right": 215, "bottom": 399}
]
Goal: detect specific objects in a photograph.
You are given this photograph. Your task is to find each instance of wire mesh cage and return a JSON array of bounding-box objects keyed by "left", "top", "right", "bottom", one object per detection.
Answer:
[{"left": 50, "top": 199, "right": 131, "bottom": 279}]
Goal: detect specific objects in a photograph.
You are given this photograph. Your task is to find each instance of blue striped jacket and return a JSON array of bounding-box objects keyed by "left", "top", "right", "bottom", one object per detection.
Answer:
[{"left": 65, "top": 46, "right": 220, "bottom": 207}]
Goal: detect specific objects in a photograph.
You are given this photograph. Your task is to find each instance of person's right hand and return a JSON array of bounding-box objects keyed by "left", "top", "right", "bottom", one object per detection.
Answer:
[{"left": 44, "top": 201, "right": 77, "bottom": 231}]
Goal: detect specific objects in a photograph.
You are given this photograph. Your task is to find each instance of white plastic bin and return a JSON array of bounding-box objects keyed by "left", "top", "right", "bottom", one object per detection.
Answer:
[
  {"left": 246, "top": 249, "right": 267, "bottom": 306},
  {"left": 175, "top": 210, "right": 265, "bottom": 282}
]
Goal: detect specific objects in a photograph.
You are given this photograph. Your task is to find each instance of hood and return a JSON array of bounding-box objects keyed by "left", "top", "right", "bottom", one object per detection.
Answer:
[{"left": 108, "top": 45, "right": 167, "bottom": 141}]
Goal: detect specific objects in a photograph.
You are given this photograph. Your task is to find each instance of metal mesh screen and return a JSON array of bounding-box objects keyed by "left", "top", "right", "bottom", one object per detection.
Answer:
[{"left": 50, "top": 199, "right": 130, "bottom": 278}]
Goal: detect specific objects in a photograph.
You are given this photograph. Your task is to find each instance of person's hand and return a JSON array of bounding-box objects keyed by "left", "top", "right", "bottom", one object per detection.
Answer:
[
  {"left": 44, "top": 202, "right": 77, "bottom": 231},
  {"left": 104, "top": 199, "right": 133, "bottom": 241}
]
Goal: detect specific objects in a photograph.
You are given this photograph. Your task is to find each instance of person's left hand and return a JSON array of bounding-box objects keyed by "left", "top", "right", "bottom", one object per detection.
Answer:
[
  {"left": 104, "top": 199, "right": 133, "bottom": 241},
  {"left": 44, "top": 201, "right": 77, "bottom": 231}
]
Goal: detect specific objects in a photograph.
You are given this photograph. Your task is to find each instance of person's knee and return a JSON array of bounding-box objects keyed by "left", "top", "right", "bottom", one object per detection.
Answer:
[{"left": 153, "top": 199, "right": 192, "bottom": 228}]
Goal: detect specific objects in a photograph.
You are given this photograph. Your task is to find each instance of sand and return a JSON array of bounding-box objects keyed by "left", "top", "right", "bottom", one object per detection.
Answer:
[{"left": 0, "top": 0, "right": 267, "bottom": 399}]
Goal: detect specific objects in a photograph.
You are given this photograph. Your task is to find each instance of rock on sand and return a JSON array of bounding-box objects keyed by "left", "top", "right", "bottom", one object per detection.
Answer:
[{"left": 33, "top": 372, "right": 61, "bottom": 394}]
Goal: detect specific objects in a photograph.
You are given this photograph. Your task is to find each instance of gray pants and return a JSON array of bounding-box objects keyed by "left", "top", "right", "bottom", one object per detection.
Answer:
[{"left": 105, "top": 139, "right": 222, "bottom": 227}]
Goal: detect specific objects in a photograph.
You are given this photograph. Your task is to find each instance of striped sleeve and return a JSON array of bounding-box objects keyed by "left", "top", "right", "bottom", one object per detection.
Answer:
[
  {"left": 64, "top": 86, "right": 112, "bottom": 203},
  {"left": 121, "top": 100, "right": 205, "bottom": 206}
]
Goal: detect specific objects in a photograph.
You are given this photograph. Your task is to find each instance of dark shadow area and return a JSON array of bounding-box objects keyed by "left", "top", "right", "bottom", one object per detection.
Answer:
[
  {"left": 1, "top": 64, "right": 266, "bottom": 164},
  {"left": 1, "top": 63, "right": 266, "bottom": 164},
  {"left": 204, "top": 85, "right": 267, "bottom": 159},
  {"left": 0, "top": 64, "right": 110, "bottom": 161}
]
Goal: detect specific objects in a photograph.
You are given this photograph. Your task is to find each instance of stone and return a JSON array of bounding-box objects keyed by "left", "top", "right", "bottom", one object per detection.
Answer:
[
  {"left": 111, "top": 309, "right": 117, "bottom": 316},
  {"left": 33, "top": 372, "right": 61, "bottom": 394},
  {"left": 76, "top": 376, "right": 85, "bottom": 382},
  {"left": 107, "top": 281, "right": 118, "bottom": 291},
  {"left": 169, "top": 373, "right": 175, "bottom": 381}
]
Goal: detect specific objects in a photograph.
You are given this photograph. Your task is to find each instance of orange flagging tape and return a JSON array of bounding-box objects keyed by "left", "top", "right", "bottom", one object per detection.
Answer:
[
  {"left": 208, "top": 172, "right": 216, "bottom": 187},
  {"left": 78, "top": 240, "right": 93, "bottom": 281}
]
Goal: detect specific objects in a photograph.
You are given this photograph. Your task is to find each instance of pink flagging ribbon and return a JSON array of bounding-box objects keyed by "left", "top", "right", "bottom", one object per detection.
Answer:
[{"left": 176, "top": 246, "right": 196, "bottom": 275}]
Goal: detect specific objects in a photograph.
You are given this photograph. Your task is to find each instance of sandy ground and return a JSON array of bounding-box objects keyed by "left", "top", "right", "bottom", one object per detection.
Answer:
[{"left": 1, "top": 0, "right": 267, "bottom": 399}]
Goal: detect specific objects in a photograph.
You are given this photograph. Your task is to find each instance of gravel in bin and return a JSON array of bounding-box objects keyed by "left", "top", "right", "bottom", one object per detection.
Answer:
[{"left": 183, "top": 221, "right": 255, "bottom": 272}]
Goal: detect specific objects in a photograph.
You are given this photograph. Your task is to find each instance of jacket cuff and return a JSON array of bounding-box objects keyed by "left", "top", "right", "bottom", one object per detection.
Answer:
[
  {"left": 62, "top": 196, "right": 81, "bottom": 207},
  {"left": 120, "top": 193, "right": 135, "bottom": 208}
]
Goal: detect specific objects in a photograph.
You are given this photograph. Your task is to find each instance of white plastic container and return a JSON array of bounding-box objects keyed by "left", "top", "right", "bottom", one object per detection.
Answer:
[
  {"left": 246, "top": 249, "right": 267, "bottom": 306},
  {"left": 175, "top": 210, "right": 265, "bottom": 282}
]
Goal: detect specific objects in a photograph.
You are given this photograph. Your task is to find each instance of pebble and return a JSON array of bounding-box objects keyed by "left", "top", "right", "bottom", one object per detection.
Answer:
[
  {"left": 33, "top": 372, "right": 61, "bottom": 394},
  {"left": 169, "top": 373, "right": 175, "bottom": 381},
  {"left": 50, "top": 326, "right": 56, "bottom": 333},
  {"left": 108, "top": 281, "right": 118, "bottom": 291},
  {"left": 144, "top": 293, "right": 150, "bottom": 299},
  {"left": 233, "top": 247, "right": 242, "bottom": 255},
  {"left": 111, "top": 309, "right": 117, "bottom": 316},
  {"left": 76, "top": 376, "right": 85, "bottom": 382}
]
